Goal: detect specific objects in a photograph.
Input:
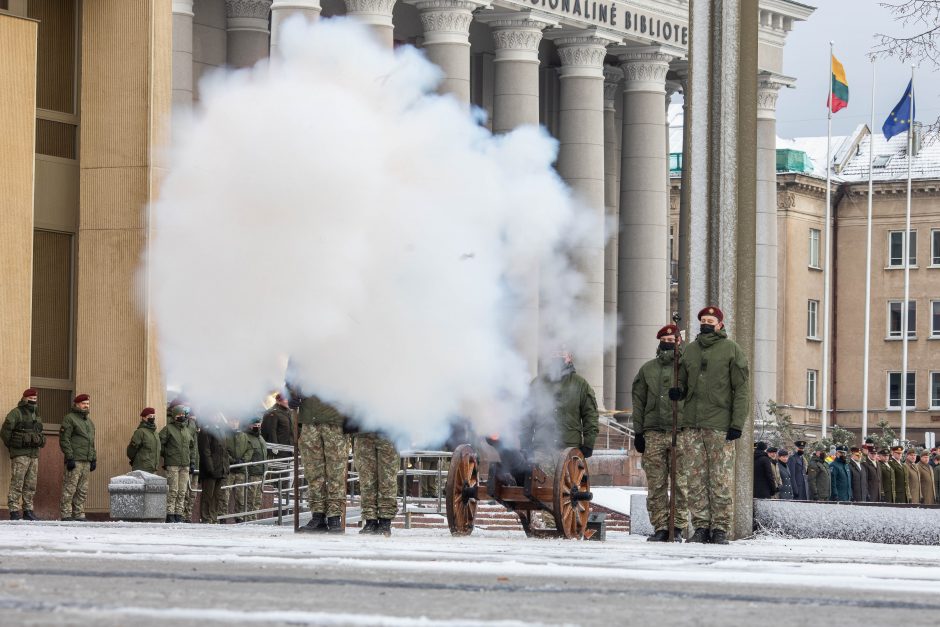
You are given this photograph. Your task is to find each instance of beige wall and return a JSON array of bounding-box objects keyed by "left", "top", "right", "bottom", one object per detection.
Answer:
[
  {"left": 0, "top": 14, "right": 38, "bottom": 507},
  {"left": 75, "top": 0, "right": 171, "bottom": 512}
]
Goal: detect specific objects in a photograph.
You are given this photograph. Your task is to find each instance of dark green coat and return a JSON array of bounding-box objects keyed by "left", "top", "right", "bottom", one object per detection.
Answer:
[
  {"left": 261, "top": 404, "right": 293, "bottom": 446},
  {"left": 1, "top": 401, "right": 46, "bottom": 458},
  {"left": 521, "top": 364, "right": 599, "bottom": 451},
  {"left": 186, "top": 419, "right": 199, "bottom": 471},
  {"left": 160, "top": 420, "right": 197, "bottom": 467},
  {"left": 126, "top": 420, "right": 161, "bottom": 473},
  {"left": 807, "top": 455, "right": 831, "bottom": 501},
  {"left": 198, "top": 424, "right": 230, "bottom": 479},
  {"left": 879, "top": 461, "right": 895, "bottom": 503},
  {"left": 244, "top": 431, "right": 267, "bottom": 476},
  {"left": 829, "top": 457, "right": 851, "bottom": 502},
  {"left": 631, "top": 350, "right": 682, "bottom": 433},
  {"left": 889, "top": 457, "right": 908, "bottom": 503},
  {"left": 59, "top": 409, "right": 96, "bottom": 462},
  {"left": 297, "top": 395, "right": 346, "bottom": 427},
  {"left": 678, "top": 329, "right": 750, "bottom": 432},
  {"left": 227, "top": 430, "right": 252, "bottom": 469}
]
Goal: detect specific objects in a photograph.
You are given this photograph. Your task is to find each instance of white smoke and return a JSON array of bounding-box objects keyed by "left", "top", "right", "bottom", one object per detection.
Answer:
[{"left": 148, "top": 18, "right": 605, "bottom": 447}]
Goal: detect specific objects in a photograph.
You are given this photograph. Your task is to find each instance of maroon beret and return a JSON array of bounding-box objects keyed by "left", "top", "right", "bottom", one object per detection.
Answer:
[
  {"left": 656, "top": 324, "right": 679, "bottom": 339},
  {"left": 22, "top": 388, "right": 38, "bottom": 398},
  {"left": 697, "top": 306, "right": 724, "bottom": 322},
  {"left": 73, "top": 394, "right": 90, "bottom": 404},
  {"left": 140, "top": 407, "right": 156, "bottom": 417}
]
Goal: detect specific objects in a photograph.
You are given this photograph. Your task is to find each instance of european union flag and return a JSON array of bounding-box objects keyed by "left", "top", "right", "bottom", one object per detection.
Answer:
[{"left": 883, "top": 80, "right": 915, "bottom": 141}]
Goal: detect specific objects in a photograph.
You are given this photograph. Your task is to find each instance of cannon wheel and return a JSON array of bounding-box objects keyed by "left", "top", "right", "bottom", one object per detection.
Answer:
[
  {"left": 552, "top": 447, "right": 591, "bottom": 539},
  {"left": 445, "top": 444, "right": 479, "bottom": 536}
]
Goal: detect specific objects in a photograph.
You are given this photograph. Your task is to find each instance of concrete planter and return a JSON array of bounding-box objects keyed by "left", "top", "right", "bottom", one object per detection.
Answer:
[{"left": 109, "top": 471, "right": 168, "bottom": 522}]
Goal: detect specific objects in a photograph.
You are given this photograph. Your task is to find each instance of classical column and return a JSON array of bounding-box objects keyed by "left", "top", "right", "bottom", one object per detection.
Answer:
[
  {"left": 673, "top": 62, "right": 693, "bottom": 330},
  {"left": 408, "top": 0, "right": 490, "bottom": 102},
  {"left": 343, "top": 0, "right": 398, "bottom": 48},
  {"left": 172, "top": 1, "right": 194, "bottom": 113},
  {"left": 547, "top": 29, "right": 619, "bottom": 407},
  {"left": 613, "top": 47, "right": 672, "bottom": 411},
  {"left": 271, "top": 0, "right": 321, "bottom": 59},
  {"left": 602, "top": 65, "right": 622, "bottom": 411},
  {"left": 754, "top": 73, "right": 788, "bottom": 409},
  {"left": 225, "top": 0, "right": 272, "bottom": 68}
]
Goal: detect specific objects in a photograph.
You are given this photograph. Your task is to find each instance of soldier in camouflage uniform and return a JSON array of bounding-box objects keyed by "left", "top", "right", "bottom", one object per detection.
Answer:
[
  {"left": 806, "top": 444, "right": 831, "bottom": 501},
  {"left": 59, "top": 394, "right": 96, "bottom": 521},
  {"left": 293, "top": 392, "right": 349, "bottom": 533},
  {"left": 239, "top": 416, "right": 267, "bottom": 521},
  {"left": 676, "top": 306, "right": 749, "bottom": 545},
  {"left": 631, "top": 324, "right": 687, "bottom": 542},
  {"left": 223, "top": 416, "right": 251, "bottom": 522},
  {"left": 354, "top": 431, "right": 398, "bottom": 536},
  {"left": 159, "top": 405, "right": 197, "bottom": 523},
  {"left": 2, "top": 389, "right": 46, "bottom": 520},
  {"left": 183, "top": 411, "right": 199, "bottom": 521}
]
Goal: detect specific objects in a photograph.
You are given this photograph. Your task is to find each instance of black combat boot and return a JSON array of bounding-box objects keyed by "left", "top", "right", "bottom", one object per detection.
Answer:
[
  {"left": 709, "top": 529, "right": 729, "bottom": 545},
  {"left": 686, "top": 527, "right": 710, "bottom": 543},
  {"left": 22, "top": 510, "right": 37, "bottom": 521},
  {"left": 672, "top": 528, "right": 684, "bottom": 542},
  {"left": 234, "top": 517, "right": 244, "bottom": 524},
  {"left": 376, "top": 518, "right": 392, "bottom": 537},
  {"left": 9, "top": 511, "right": 21, "bottom": 521},
  {"left": 166, "top": 514, "right": 174, "bottom": 523},
  {"left": 326, "top": 516, "right": 344, "bottom": 534},
  {"left": 297, "top": 512, "right": 328, "bottom": 533},
  {"left": 174, "top": 514, "right": 184, "bottom": 523},
  {"left": 360, "top": 519, "right": 378, "bottom": 534},
  {"left": 646, "top": 529, "right": 669, "bottom": 542}
]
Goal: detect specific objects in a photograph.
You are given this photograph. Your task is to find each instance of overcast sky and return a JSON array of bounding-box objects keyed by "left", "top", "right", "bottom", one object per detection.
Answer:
[{"left": 776, "top": 0, "right": 940, "bottom": 139}]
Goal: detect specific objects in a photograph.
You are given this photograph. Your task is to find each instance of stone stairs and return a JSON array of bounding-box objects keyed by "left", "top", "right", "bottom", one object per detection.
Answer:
[{"left": 390, "top": 502, "right": 630, "bottom": 533}]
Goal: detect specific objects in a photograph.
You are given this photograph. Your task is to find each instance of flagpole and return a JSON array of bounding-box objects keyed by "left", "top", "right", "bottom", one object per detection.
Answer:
[
  {"left": 901, "top": 64, "right": 915, "bottom": 443},
  {"left": 862, "top": 59, "right": 875, "bottom": 441},
  {"left": 821, "top": 42, "right": 834, "bottom": 439}
]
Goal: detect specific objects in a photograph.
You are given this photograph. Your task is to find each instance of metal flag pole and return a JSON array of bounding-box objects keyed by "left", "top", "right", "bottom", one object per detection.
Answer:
[
  {"left": 862, "top": 59, "right": 875, "bottom": 440},
  {"left": 821, "top": 42, "right": 834, "bottom": 439},
  {"left": 900, "top": 64, "right": 915, "bottom": 443},
  {"left": 667, "top": 311, "right": 682, "bottom": 543}
]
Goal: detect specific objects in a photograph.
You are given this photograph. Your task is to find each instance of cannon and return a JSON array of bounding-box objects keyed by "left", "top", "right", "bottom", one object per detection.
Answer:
[{"left": 444, "top": 443, "right": 593, "bottom": 539}]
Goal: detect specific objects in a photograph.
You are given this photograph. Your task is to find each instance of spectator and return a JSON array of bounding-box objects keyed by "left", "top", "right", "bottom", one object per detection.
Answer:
[
  {"left": 776, "top": 449, "right": 794, "bottom": 500},
  {"left": 753, "top": 441, "right": 778, "bottom": 499}
]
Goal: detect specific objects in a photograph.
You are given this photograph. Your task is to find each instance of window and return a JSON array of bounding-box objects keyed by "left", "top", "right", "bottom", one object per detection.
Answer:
[
  {"left": 807, "top": 300, "right": 820, "bottom": 339},
  {"left": 933, "top": 301, "right": 940, "bottom": 338},
  {"left": 888, "top": 300, "right": 916, "bottom": 338},
  {"left": 932, "top": 229, "right": 940, "bottom": 266},
  {"left": 873, "top": 154, "right": 892, "bottom": 168},
  {"left": 888, "top": 230, "right": 917, "bottom": 267},
  {"left": 806, "top": 370, "right": 818, "bottom": 408},
  {"left": 888, "top": 372, "right": 916, "bottom": 408},
  {"left": 931, "top": 373, "right": 940, "bottom": 409},
  {"left": 808, "top": 228, "right": 821, "bottom": 269}
]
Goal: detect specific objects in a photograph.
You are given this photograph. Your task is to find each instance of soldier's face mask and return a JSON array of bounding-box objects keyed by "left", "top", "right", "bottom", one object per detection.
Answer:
[
  {"left": 175, "top": 415, "right": 186, "bottom": 422},
  {"left": 26, "top": 399, "right": 37, "bottom": 406},
  {"left": 658, "top": 341, "right": 675, "bottom": 352},
  {"left": 250, "top": 425, "right": 261, "bottom": 433},
  {"left": 700, "top": 324, "right": 716, "bottom": 335},
  {"left": 147, "top": 416, "right": 156, "bottom": 425}
]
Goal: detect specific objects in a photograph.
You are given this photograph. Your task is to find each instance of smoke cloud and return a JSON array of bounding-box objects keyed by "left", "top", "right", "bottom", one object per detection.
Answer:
[{"left": 148, "top": 18, "right": 605, "bottom": 447}]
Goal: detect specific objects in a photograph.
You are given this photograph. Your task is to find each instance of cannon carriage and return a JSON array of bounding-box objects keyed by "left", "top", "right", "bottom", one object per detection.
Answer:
[{"left": 444, "top": 443, "right": 594, "bottom": 539}]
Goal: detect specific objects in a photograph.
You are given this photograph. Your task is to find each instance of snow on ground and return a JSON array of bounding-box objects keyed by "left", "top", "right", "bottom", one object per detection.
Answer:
[{"left": 588, "top": 486, "right": 645, "bottom": 516}]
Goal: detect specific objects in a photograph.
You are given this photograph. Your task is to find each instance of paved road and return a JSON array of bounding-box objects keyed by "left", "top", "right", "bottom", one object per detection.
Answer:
[{"left": 0, "top": 521, "right": 938, "bottom": 626}]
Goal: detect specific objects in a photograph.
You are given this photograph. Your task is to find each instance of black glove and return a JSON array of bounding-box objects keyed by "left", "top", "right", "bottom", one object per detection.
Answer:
[
  {"left": 726, "top": 428, "right": 742, "bottom": 442},
  {"left": 90, "top": 460, "right": 97, "bottom": 472},
  {"left": 189, "top": 463, "right": 196, "bottom": 475},
  {"left": 668, "top": 387, "right": 683, "bottom": 401},
  {"left": 634, "top": 432, "right": 646, "bottom": 454},
  {"left": 66, "top": 459, "right": 76, "bottom": 471},
  {"left": 579, "top": 446, "right": 593, "bottom": 459}
]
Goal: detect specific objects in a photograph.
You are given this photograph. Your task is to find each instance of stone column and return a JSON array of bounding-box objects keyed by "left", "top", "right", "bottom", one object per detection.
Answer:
[
  {"left": 271, "top": 0, "right": 321, "bottom": 60},
  {"left": 408, "top": 0, "right": 490, "bottom": 103},
  {"left": 673, "top": 62, "right": 693, "bottom": 330},
  {"left": 225, "top": 0, "right": 272, "bottom": 68},
  {"left": 547, "top": 29, "right": 618, "bottom": 407},
  {"left": 613, "top": 47, "right": 672, "bottom": 411},
  {"left": 172, "top": 1, "right": 194, "bottom": 113},
  {"left": 602, "top": 66, "right": 622, "bottom": 411},
  {"left": 343, "top": 0, "right": 398, "bottom": 48}
]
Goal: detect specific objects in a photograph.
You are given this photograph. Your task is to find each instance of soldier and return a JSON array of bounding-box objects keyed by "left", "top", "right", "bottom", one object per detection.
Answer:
[
  {"left": 241, "top": 416, "right": 267, "bottom": 521},
  {"left": 806, "top": 444, "right": 831, "bottom": 501},
  {"left": 878, "top": 449, "right": 895, "bottom": 503},
  {"left": 786, "top": 440, "right": 809, "bottom": 500},
  {"left": 889, "top": 445, "right": 910, "bottom": 503},
  {"left": 828, "top": 445, "right": 851, "bottom": 502},
  {"left": 354, "top": 429, "right": 399, "bottom": 536},
  {"left": 261, "top": 393, "right": 294, "bottom": 456},
  {"left": 293, "top": 392, "right": 349, "bottom": 533},
  {"left": 847, "top": 446, "right": 868, "bottom": 502},
  {"left": 631, "top": 324, "right": 686, "bottom": 542},
  {"left": 2, "top": 388, "right": 46, "bottom": 520},
  {"left": 904, "top": 448, "right": 921, "bottom": 504},
  {"left": 160, "top": 405, "right": 197, "bottom": 523},
  {"left": 225, "top": 417, "right": 252, "bottom": 523},
  {"left": 126, "top": 407, "right": 160, "bottom": 474},
  {"left": 917, "top": 450, "right": 935, "bottom": 504},
  {"left": 861, "top": 443, "right": 882, "bottom": 502},
  {"left": 59, "top": 394, "right": 96, "bottom": 521},
  {"left": 198, "top": 413, "right": 231, "bottom": 523},
  {"left": 676, "top": 306, "right": 749, "bottom": 545},
  {"left": 183, "top": 410, "right": 199, "bottom": 522}
]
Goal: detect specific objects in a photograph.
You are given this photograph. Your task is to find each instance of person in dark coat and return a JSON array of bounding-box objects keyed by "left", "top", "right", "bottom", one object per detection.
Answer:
[
  {"left": 261, "top": 393, "right": 294, "bottom": 456},
  {"left": 848, "top": 447, "right": 868, "bottom": 502},
  {"left": 776, "top": 449, "right": 794, "bottom": 499},
  {"left": 807, "top": 445, "right": 831, "bottom": 501},
  {"left": 862, "top": 443, "right": 882, "bottom": 502},
  {"left": 753, "top": 441, "right": 778, "bottom": 499},
  {"left": 787, "top": 440, "right": 810, "bottom": 500},
  {"left": 829, "top": 445, "right": 851, "bottom": 502},
  {"left": 198, "top": 414, "right": 231, "bottom": 524}
]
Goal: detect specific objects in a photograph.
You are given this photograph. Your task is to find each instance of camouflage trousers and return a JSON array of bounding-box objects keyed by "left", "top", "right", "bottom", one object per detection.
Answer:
[
  {"left": 8, "top": 455, "right": 39, "bottom": 512},
  {"left": 184, "top": 476, "right": 197, "bottom": 521},
  {"left": 244, "top": 476, "right": 263, "bottom": 520},
  {"left": 641, "top": 431, "right": 689, "bottom": 532},
  {"left": 354, "top": 433, "right": 398, "bottom": 520},
  {"left": 299, "top": 424, "right": 347, "bottom": 518},
  {"left": 166, "top": 466, "right": 189, "bottom": 515},
  {"left": 200, "top": 477, "right": 223, "bottom": 523},
  {"left": 679, "top": 428, "right": 735, "bottom": 533},
  {"left": 60, "top": 461, "right": 91, "bottom": 519},
  {"left": 231, "top": 469, "right": 262, "bottom": 520}
]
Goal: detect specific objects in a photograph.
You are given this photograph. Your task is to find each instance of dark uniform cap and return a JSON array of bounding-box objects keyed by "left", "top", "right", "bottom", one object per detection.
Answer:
[
  {"left": 849, "top": 446, "right": 861, "bottom": 453},
  {"left": 767, "top": 446, "right": 778, "bottom": 453},
  {"left": 891, "top": 446, "right": 904, "bottom": 453},
  {"left": 794, "top": 440, "right": 807, "bottom": 448},
  {"left": 879, "top": 448, "right": 891, "bottom": 456},
  {"left": 777, "top": 449, "right": 790, "bottom": 457},
  {"left": 835, "top": 445, "right": 848, "bottom": 452}
]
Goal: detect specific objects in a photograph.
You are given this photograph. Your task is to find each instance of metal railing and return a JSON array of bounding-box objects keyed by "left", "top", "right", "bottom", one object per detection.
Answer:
[{"left": 599, "top": 415, "right": 634, "bottom": 451}]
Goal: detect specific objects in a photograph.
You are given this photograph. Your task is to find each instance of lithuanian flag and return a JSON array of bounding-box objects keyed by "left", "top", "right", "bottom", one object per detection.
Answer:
[{"left": 827, "top": 54, "right": 848, "bottom": 113}]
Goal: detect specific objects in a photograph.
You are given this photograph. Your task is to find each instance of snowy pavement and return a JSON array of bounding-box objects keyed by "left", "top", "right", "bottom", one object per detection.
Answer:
[{"left": 0, "top": 521, "right": 939, "bottom": 626}]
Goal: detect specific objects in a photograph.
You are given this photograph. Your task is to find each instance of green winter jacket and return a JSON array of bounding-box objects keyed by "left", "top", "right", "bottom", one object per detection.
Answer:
[
  {"left": 297, "top": 395, "right": 346, "bottom": 427},
  {"left": 126, "top": 420, "right": 161, "bottom": 473},
  {"left": 187, "top": 419, "right": 199, "bottom": 471},
  {"left": 807, "top": 455, "right": 831, "bottom": 501},
  {"left": 198, "top": 424, "right": 230, "bottom": 479},
  {"left": 1, "top": 401, "right": 46, "bottom": 458},
  {"left": 60, "top": 409, "right": 96, "bottom": 462},
  {"left": 160, "top": 419, "right": 197, "bottom": 467},
  {"left": 244, "top": 431, "right": 267, "bottom": 476},
  {"left": 631, "top": 350, "right": 683, "bottom": 433},
  {"left": 678, "top": 329, "right": 750, "bottom": 432},
  {"left": 227, "top": 430, "right": 252, "bottom": 470},
  {"left": 521, "top": 363, "right": 599, "bottom": 451}
]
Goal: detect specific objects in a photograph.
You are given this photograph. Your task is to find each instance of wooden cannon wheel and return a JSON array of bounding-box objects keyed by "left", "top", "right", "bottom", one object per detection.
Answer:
[
  {"left": 445, "top": 444, "right": 479, "bottom": 536},
  {"left": 552, "top": 447, "right": 591, "bottom": 539}
]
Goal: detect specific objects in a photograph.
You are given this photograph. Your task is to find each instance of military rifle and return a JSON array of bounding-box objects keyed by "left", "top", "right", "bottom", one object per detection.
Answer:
[{"left": 667, "top": 311, "right": 682, "bottom": 542}]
